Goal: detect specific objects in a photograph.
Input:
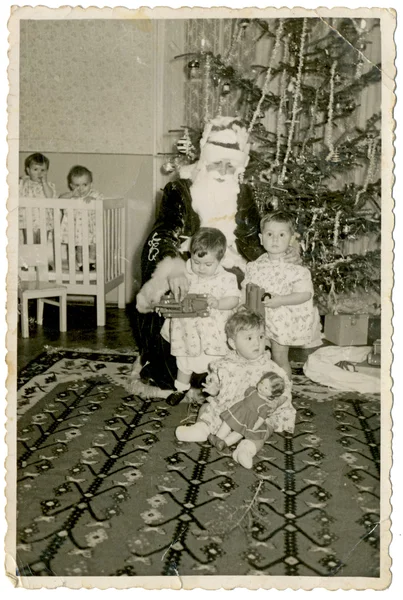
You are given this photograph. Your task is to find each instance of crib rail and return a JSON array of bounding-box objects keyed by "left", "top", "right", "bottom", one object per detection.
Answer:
[{"left": 18, "top": 197, "right": 126, "bottom": 293}]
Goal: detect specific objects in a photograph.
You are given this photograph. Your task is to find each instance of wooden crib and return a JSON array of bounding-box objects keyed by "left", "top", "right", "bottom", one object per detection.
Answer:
[{"left": 18, "top": 197, "right": 126, "bottom": 327}]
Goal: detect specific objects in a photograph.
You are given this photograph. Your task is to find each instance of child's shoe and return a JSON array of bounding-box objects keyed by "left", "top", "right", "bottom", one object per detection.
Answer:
[
  {"left": 166, "top": 391, "right": 186, "bottom": 406},
  {"left": 232, "top": 439, "right": 257, "bottom": 469},
  {"left": 176, "top": 421, "right": 210, "bottom": 442}
]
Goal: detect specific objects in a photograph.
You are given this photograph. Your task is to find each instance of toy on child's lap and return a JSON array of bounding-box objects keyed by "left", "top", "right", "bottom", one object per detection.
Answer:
[
  {"left": 154, "top": 292, "right": 210, "bottom": 318},
  {"left": 245, "top": 283, "right": 271, "bottom": 317}
]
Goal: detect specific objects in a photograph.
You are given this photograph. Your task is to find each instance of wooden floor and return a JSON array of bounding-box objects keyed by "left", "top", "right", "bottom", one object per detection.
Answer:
[
  {"left": 17, "top": 301, "right": 138, "bottom": 370},
  {"left": 17, "top": 300, "right": 381, "bottom": 372}
]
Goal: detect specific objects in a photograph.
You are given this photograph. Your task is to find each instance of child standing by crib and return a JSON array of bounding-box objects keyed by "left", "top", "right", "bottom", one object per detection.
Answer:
[
  {"left": 176, "top": 308, "right": 295, "bottom": 469},
  {"left": 160, "top": 228, "right": 241, "bottom": 406},
  {"left": 243, "top": 210, "right": 320, "bottom": 380},
  {"left": 19, "top": 152, "right": 57, "bottom": 243},
  {"left": 59, "top": 165, "right": 104, "bottom": 270}
]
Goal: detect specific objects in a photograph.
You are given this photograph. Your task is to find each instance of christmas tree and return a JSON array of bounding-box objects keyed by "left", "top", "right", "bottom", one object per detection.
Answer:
[{"left": 163, "top": 17, "right": 382, "bottom": 314}]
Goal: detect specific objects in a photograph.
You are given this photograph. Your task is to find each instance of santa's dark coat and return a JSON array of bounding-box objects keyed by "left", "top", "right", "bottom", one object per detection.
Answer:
[{"left": 133, "top": 178, "right": 263, "bottom": 389}]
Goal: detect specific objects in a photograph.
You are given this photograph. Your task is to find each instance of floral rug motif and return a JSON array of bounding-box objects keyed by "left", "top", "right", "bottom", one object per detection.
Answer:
[{"left": 16, "top": 350, "right": 381, "bottom": 578}]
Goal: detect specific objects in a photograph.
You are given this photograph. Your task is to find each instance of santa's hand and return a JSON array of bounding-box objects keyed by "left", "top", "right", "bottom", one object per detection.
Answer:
[
  {"left": 167, "top": 274, "right": 189, "bottom": 302},
  {"left": 284, "top": 245, "right": 302, "bottom": 265},
  {"left": 207, "top": 295, "right": 219, "bottom": 309}
]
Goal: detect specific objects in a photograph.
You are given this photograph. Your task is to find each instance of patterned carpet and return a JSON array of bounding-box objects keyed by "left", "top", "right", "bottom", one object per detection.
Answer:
[{"left": 16, "top": 349, "right": 381, "bottom": 578}]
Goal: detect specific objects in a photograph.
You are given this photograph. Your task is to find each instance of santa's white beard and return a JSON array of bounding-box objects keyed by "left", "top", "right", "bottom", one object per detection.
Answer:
[{"left": 190, "top": 171, "right": 240, "bottom": 246}]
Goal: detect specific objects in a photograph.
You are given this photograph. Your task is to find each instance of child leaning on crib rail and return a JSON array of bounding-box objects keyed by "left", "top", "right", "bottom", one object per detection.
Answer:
[
  {"left": 19, "top": 152, "right": 57, "bottom": 199},
  {"left": 19, "top": 152, "right": 57, "bottom": 243},
  {"left": 59, "top": 165, "right": 104, "bottom": 271}
]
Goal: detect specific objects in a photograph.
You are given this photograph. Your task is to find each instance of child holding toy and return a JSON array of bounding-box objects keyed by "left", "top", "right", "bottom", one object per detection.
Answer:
[
  {"left": 161, "top": 227, "right": 241, "bottom": 406},
  {"left": 244, "top": 210, "right": 320, "bottom": 380},
  {"left": 175, "top": 308, "right": 295, "bottom": 469}
]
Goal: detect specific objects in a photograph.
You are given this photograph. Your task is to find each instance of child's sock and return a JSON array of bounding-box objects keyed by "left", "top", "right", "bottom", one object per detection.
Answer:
[
  {"left": 175, "top": 380, "right": 191, "bottom": 393},
  {"left": 232, "top": 439, "right": 257, "bottom": 469},
  {"left": 176, "top": 421, "right": 210, "bottom": 442}
]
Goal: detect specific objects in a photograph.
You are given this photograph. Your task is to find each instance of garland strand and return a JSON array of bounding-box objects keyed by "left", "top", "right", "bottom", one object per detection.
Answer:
[
  {"left": 302, "top": 87, "right": 319, "bottom": 156},
  {"left": 223, "top": 21, "right": 244, "bottom": 66},
  {"left": 248, "top": 19, "right": 284, "bottom": 134},
  {"left": 333, "top": 209, "right": 342, "bottom": 247},
  {"left": 325, "top": 60, "right": 338, "bottom": 160},
  {"left": 355, "top": 137, "right": 378, "bottom": 205},
  {"left": 278, "top": 17, "right": 308, "bottom": 185},
  {"left": 203, "top": 53, "right": 212, "bottom": 123},
  {"left": 262, "top": 35, "right": 289, "bottom": 185}
]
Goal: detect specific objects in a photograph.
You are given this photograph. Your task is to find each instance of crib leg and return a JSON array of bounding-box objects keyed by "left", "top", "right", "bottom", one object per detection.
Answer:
[
  {"left": 59, "top": 293, "right": 67, "bottom": 332},
  {"left": 37, "top": 299, "right": 44, "bottom": 325},
  {"left": 118, "top": 281, "right": 125, "bottom": 309},
  {"left": 21, "top": 296, "right": 29, "bottom": 338},
  {"left": 96, "top": 292, "right": 106, "bottom": 327}
]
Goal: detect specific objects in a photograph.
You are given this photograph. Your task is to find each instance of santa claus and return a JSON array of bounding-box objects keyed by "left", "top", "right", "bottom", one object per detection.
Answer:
[{"left": 132, "top": 117, "right": 268, "bottom": 395}]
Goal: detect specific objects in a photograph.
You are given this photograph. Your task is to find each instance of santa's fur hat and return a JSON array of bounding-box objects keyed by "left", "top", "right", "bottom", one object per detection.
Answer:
[
  {"left": 180, "top": 116, "right": 250, "bottom": 179},
  {"left": 199, "top": 116, "right": 250, "bottom": 168}
]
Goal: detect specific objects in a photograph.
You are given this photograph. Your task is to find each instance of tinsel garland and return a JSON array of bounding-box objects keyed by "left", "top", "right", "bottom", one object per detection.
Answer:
[
  {"left": 248, "top": 19, "right": 284, "bottom": 134},
  {"left": 223, "top": 21, "right": 244, "bottom": 66},
  {"left": 203, "top": 53, "right": 212, "bottom": 123},
  {"left": 325, "top": 60, "right": 338, "bottom": 160},
  {"left": 278, "top": 17, "right": 308, "bottom": 185},
  {"left": 355, "top": 137, "right": 378, "bottom": 205},
  {"left": 217, "top": 94, "right": 225, "bottom": 116},
  {"left": 333, "top": 209, "right": 342, "bottom": 246},
  {"left": 302, "top": 87, "right": 319, "bottom": 156},
  {"left": 262, "top": 35, "right": 290, "bottom": 186}
]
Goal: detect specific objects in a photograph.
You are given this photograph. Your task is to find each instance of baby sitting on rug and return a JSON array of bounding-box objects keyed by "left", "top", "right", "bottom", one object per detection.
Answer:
[{"left": 176, "top": 307, "right": 296, "bottom": 469}]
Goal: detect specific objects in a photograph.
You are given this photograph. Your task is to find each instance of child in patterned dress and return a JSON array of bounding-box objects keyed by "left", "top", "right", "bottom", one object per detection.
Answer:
[
  {"left": 19, "top": 152, "right": 57, "bottom": 243},
  {"left": 161, "top": 228, "right": 241, "bottom": 406},
  {"left": 243, "top": 210, "right": 320, "bottom": 380},
  {"left": 176, "top": 308, "right": 295, "bottom": 469},
  {"left": 59, "top": 165, "right": 103, "bottom": 270}
]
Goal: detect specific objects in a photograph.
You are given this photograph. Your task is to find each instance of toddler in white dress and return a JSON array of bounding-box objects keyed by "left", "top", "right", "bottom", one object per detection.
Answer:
[
  {"left": 244, "top": 210, "right": 320, "bottom": 380},
  {"left": 19, "top": 152, "right": 57, "bottom": 243},
  {"left": 161, "top": 227, "right": 241, "bottom": 406},
  {"left": 59, "top": 165, "right": 103, "bottom": 270}
]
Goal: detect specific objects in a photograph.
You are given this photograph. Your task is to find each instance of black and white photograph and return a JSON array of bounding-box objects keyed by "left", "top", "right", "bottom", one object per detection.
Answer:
[{"left": 5, "top": 3, "right": 397, "bottom": 591}]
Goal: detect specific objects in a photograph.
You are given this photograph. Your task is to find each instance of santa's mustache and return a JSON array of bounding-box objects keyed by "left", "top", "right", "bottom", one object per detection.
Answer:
[{"left": 193, "top": 169, "right": 239, "bottom": 186}]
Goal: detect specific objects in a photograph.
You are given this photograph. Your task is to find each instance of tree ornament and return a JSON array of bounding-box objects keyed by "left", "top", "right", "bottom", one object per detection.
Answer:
[
  {"left": 162, "top": 160, "right": 175, "bottom": 175},
  {"left": 221, "top": 81, "right": 231, "bottom": 96},
  {"left": 176, "top": 128, "right": 196, "bottom": 159},
  {"left": 187, "top": 59, "right": 200, "bottom": 80}
]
